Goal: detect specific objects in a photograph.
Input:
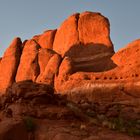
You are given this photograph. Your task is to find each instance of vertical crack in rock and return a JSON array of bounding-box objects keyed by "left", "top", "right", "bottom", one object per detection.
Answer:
[
  {"left": 34, "top": 49, "right": 40, "bottom": 81},
  {"left": 32, "top": 39, "right": 41, "bottom": 80},
  {"left": 13, "top": 42, "right": 23, "bottom": 83},
  {"left": 51, "top": 29, "right": 57, "bottom": 50},
  {"left": 75, "top": 13, "right": 80, "bottom": 42},
  {"left": 16, "top": 40, "right": 41, "bottom": 82}
]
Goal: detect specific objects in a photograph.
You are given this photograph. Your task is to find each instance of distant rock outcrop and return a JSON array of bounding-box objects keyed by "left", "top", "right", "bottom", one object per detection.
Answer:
[{"left": 112, "top": 39, "right": 140, "bottom": 66}]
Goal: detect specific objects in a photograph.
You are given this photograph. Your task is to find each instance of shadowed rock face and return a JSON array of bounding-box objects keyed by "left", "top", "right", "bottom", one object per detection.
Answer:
[
  {"left": 64, "top": 43, "right": 116, "bottom": 72},
  {"left": 0, "top": 81, "right": 139, "bottom": 139}
]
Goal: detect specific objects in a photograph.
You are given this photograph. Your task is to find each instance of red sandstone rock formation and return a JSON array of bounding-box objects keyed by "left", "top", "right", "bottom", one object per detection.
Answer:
[
  {"left": 0, "top": 11, "right": 139, "bottom": 117},
  {"left": 38, "top": 48, "right": 55, "bottom": 74},
  {"left": 0, "top": 11, "right": 140, "bottom": 139},
  {"left": 0, "top": 11, "right": 116, "bottom": 93},
  {"left": 53, "top": 12, "right": 114, "bottom": 56},
  {"left": 53, "top": 13, "right": 80, "bottom": 56},
  {"left": 36, "top": 52, "right": 61, "bottom": 85},
  {"left": 53, "top": 12, "right": 115, "bottom": 73},
  {"left": 0, "top": 38, "right": 22, "bottom": 94},
  {"left": 112, "top": 39, "right": 140, "bottom": 66},
  {"left": 38, "top": 29, "right": 56, "bottom": 49},
  {"left": 78, "top": 12, "right": 113, "bottom": 48},
  {"left": 16, "top": 39, "right": 40, "bottom": 82}
]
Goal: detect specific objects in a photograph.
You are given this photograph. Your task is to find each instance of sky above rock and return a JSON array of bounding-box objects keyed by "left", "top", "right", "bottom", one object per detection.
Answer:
[{"left": 0, "top": 0, "right": 140, "bottom": 56}]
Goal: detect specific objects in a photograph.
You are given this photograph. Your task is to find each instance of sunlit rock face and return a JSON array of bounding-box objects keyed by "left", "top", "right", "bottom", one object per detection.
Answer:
[
  {"left": 112, "top": 39, "right": 140, "bottom": 67},
  {"left": 0, "top": 11, "right": 116, "bottom": 94},
  {"left": 16, "top": 39, "right": 40, "bottom": 82},
  {"left": 0, "top": 11, "right": 139, "bottom": 93},
  {"left": 53, "top": 11, "right": 114, "bottom": 56},
  {"left": 53, "top": 11, "right": 115, "bottom": 73},
  {"left": 0, "top": 38, "right": 22, "bottom": 94},
  {"left": 33, "top": 29, "right": 57, "bottom": 49}
]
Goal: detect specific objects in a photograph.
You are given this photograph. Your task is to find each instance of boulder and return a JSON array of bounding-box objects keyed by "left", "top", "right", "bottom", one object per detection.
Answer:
[
  {"left": 16, "top": 39, "right": 40, "bottom": 82},
  {"left": 78, "top": 11, "right": 113, "bottom": 49},
  {"left": 36, "top": 53, "right": 61, "bottom": 86},
  {"left": 58, "top": 57, "right": 74, "bottom": 76},
  {"left": 54, "top": 11, "right": 117, "bottom": 93},
  {"left": 11, "top": 80, "right": 54, "bottom": 99},
  {"left": 53, "top": 11, "right": 114, "bottom": 56},
  {"left": 38, "top": 48, "right": 55, "bottom": 74},
  {"left": 112, "top": 39, "right": 140, "bottom": 66},
  {"left": 53, "top": 13, "right": 80, "bottom": 56},
  {"left": 38, "top": 30, "right": 56, "bottom": 49},
  {"left": 53, "top": 11, "right": 115, "bottom": 73},
  {"left": 0, "top": 38, "right": 22, "bottom": 94},
  {"left": 54, "top": 56, "right": 75, "bottom": 92}
]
